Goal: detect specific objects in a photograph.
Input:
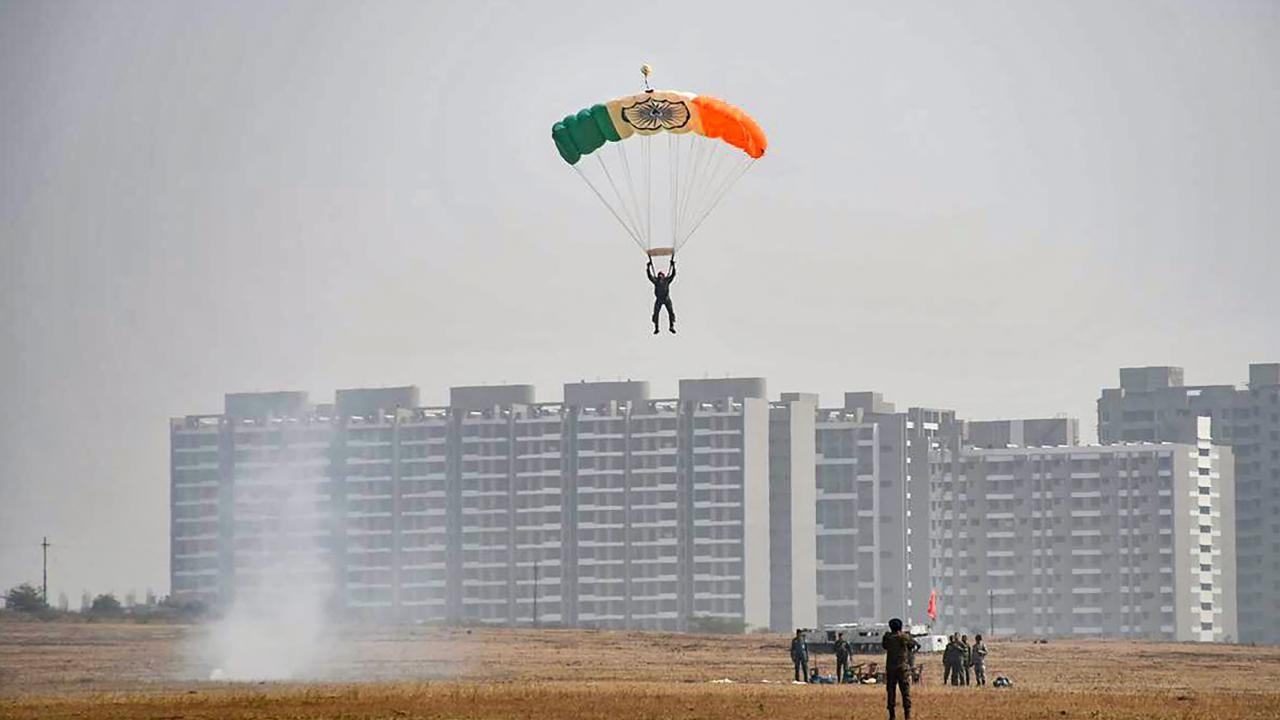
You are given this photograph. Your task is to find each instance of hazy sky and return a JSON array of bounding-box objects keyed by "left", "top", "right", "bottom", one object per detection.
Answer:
[{"left": 2, "top": 0, "right": 1278, "bottom": 601}]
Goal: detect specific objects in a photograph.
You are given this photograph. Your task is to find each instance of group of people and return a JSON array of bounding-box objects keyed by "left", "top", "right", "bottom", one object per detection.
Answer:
[
  {"left": 786, "top": 623, "right": 993, "bottom": 720},
  {"left": 942, "top": 633, "right": 988, "bottom": 686},
  {"left": 788, "top": 629, "right": 883, "bottom": 685}
]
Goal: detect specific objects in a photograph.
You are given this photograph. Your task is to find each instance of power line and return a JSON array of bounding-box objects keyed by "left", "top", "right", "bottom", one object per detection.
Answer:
[
  {"left": 41, "top": 536, "right": 50, "bottom": 603},
  {"left": 533, "top": 557, "right": 540, "bottom": 629},
  {"left": 988, "top": 588, "right": 994, "bottom": 638}
]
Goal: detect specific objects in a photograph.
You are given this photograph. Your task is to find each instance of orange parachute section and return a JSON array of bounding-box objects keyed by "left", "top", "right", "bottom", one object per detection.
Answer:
[{"left": 691, "top": 96, "right": 767, "bottom": 159}]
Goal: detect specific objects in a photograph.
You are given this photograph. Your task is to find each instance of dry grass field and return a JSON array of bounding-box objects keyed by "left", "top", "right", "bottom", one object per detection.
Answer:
[{"left": 3, "top": 619, "right": 1280, "bottom": 719}]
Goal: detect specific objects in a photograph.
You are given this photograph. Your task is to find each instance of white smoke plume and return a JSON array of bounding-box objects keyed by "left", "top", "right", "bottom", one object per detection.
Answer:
[{"left": 199, "top": 440, "right": 338, "bottom": 681}]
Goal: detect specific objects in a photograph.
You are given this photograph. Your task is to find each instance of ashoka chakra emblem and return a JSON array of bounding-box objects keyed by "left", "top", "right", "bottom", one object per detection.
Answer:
[{"left": 621, "top": 98, "right": 691, "bottom": 131}]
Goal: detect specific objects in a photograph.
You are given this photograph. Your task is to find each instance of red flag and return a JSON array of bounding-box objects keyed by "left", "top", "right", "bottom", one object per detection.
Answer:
[{"left": 927, "top": 589, "right": 938, "bottom": 621}]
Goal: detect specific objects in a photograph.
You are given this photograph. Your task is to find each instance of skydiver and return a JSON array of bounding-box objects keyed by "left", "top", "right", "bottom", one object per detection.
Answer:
[{"left": 646, "top": 255, "right": 676, "bottom": 334}]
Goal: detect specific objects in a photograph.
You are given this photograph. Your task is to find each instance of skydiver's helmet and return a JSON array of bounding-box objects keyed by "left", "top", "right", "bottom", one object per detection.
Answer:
[{"left": 658, "top": 271, "right": 666, "bottom": 278}]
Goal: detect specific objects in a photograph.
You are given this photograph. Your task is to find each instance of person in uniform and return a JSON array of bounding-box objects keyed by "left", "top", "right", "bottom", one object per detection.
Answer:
[
  {"left": 942, "top": 634, "right": 958, "bottom": 685},
  {"left": 790, "top": 629, "right": 809, "bottom": 682},
  {"left": 646, "top": 256, "right": 676, "bottom": 334},
  {"left": 882, "top": 618, "right": 920, "bottom": 720},
  {"left": 972, "top": 634, "right": 988, "bottom": 687},
  {"left": 960, "top": 634, "right": 972, "bottom": 686},
  {"left": 832, "top": 632, "right": 852, "bottom": 684}
]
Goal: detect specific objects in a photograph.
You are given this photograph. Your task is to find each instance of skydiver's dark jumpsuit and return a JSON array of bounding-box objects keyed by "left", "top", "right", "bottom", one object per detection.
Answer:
[{"left": 647, "top": 259, "right": 675, "bottom": 333}]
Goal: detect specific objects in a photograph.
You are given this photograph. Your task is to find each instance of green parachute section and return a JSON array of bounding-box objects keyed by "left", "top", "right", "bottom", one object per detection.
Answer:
[{"left": 551, "top": 105, "right": 622, "bottom": 165}]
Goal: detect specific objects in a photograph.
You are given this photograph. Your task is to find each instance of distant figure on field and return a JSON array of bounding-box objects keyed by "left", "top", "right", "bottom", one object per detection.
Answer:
[
  {"left": 943, "top": 634, "right": 958, "bottom": 685},
  {"left": 790, "top": 629, "right": 809, "bottom": 682},
  {"left": 882, "top": 618, "right": 920, "bottom": 720},
  {"left": 646, "top": 256, "right": 676, "bottom": 334},
  {"left": 972, "top": 634, "right": 988, "bottom": 687},
  {"left": 834, "top": 631, "right": 852, "bottom": 684},
  {"left": 960, "top": 634, "right": 972, "bottom": 686}
]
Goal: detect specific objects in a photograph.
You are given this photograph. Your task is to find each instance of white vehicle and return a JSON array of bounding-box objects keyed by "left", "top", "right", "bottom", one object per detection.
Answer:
[
  {"left": 802, "top": 623, "right": 943, "bottom": 654},
  {"left": 917, "top": 634, "right": 949, "bottom": 653}
]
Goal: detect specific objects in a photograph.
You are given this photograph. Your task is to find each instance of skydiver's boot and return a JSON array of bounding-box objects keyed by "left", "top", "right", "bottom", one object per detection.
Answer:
[
  {"left": 669, "top": 323, "right": 676, "bottom": 334},
  {"left": 653, "top": 322, "right": 659, "bottom": 335}
]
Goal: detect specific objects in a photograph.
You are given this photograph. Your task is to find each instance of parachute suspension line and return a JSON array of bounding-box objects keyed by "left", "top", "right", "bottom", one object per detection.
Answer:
[
  {"left": 614, "top": 142, "right": 645, "bottom": 251},
  {"left": 681, "top": 153, "right": 750, "bottom": 247},
  {"left": 675, "top": 133, "right": 704, "bottom": 243},
  {"left": 572, "top": 164, "right": 645, "bottom": 251},
  {"left": 675, "top": 135, "right": 709, "bottom": 242},
  {"left": 593, "top": 152, "right": 643, "bottom": 242},
  {"left": 668, "top": 133, "right": 678, "bottom": 250},
  {"left": 679, "top": 139, "right": 729, "bottom": 246},
  {"left": 681, "top": 157, "right": 755, "bottom": 248},
  {"left": 642, "top": 133, "right": 653, "bottom": 250}
]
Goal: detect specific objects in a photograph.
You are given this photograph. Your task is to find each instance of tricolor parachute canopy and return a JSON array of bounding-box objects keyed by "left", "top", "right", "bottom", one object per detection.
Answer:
[
  {"left": 551, "top": 69, "right": 767, "bottom": 258},
  {"left": 552, "top": 91, "right": 767, "bottom": 165}
]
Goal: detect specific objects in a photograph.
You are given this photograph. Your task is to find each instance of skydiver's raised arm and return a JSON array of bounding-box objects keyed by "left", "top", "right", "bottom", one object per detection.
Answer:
[
  {"left": 646, "top": 260, "right": 656, "bottom": 282},
  {"left": 667, "top": 258, "right": 675, "bottom": 282}
]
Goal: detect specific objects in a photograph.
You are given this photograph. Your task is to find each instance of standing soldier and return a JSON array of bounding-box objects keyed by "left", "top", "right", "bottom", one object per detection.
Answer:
[
  {"left": 790, "top": 629, "right": 810, "bottom": 683},
  {"left": 959, "top": 634, "right": 972, "bottom": 686},
  {"left": 882, "top": 618, "right": 920, "bottom": 720},
  {"left": 942, "top": 634, "right": 957, "bottom": 685},
  {"left": 972, "top": 634, "right": 988, "bottom": 687},
  {"left": 834, "top": 631, "right": 852, "bottom": 684}
]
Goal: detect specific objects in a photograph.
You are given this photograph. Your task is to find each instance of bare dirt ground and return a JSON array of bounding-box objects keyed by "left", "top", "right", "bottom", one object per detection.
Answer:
[{"left": 3, "top": 619, "right": 1279, "bottom": 719}]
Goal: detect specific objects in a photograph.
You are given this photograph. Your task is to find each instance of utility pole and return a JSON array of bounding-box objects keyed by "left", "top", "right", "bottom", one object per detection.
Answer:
[
  {"left": 532, "top": 557, "right": 540, "bottom": 629},
  {"left": 988, "top": 588, "right": 994, "bottom": 638},
  {"left": 41, "top": 537, "right": 50, "bottom": 604}
]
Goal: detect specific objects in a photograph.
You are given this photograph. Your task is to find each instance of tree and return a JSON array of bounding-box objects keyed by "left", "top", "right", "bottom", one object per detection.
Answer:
[
  {"left": 89, "top": 593, "right": 123, "bottom": 617},
  {"left": 4, "top": 583, "right": 48, "bottom": 613},
  {"left": 57, "top": 592, "right": 69, "bottom": 612},
  {"left": 160, "top": 595, "right": 207, "bottom": 620}
]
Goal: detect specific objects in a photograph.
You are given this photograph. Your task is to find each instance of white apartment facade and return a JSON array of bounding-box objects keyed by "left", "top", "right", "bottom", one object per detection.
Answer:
[
  {"left": 930, "top": 417, "right": 1236, "bottom": 641},
  {"left": 171, "top": 379, "right": 776, "bottom": 631}
]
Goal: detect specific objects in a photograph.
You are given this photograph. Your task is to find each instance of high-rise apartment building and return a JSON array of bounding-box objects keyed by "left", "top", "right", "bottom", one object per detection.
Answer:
[
  {"left": 171, "top": 378, "right": 776, "bottom": 631},
  {"left": 171, "top": 391, "right": 340, "bottom": 610},
  {"left": 768, "top": 393, "right": 817, "bottom": 631},
  {"left": 1098, "top": 364, "right": 1279, "bottom": 643},
  {"left": 172, "top": 374, "right": 1248, "bottom": 643},
  {"left": 767, "top": 391, "right": 961, "bottom": 630},
  {"left": 843, "top": 395, "right": 963, "bottom": 627},
  {"left": 560, "top": 378, "right": 772, "bottom": 630},
  {"left": 931, "top": 417, "right": 1236, "bottom": 641}
]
